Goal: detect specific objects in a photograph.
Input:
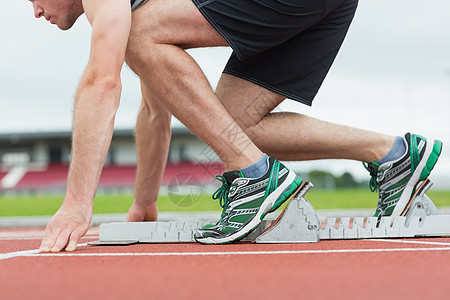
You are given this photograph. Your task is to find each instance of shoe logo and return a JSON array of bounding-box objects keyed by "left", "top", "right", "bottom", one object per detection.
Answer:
[
  {"left": 377, "top": 163, "right": 392, "bottom": 182},
  {"left": 234, "top": 178, "right": 249, "bottom": 186},
  {"left": 229, "top": 178, "right": 249, "bottom": 197}
]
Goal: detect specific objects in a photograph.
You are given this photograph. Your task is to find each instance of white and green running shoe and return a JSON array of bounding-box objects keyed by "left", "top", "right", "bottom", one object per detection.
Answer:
[
  {"left": 365, "top": 132, "right": 442, "bottom": 219},
  {"left": 194, "top": 156, "right": 306, "bottom": 244}
]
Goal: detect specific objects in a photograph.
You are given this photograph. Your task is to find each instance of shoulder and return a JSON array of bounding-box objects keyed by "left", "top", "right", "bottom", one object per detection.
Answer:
[{"left": 82, "top": 0, "right": 131, "bottom": 25}]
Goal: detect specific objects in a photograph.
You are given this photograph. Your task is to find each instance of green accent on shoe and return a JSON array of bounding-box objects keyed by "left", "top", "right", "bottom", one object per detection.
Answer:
[
  {"left": 230, "top": 214, "right": 256, "bottom": 223},
  {"left": 420, "top": 140, "right": 443, "bottom": 180},
  {"left": 409, "top": 134, "right": 424, "bottom": 172},
  {"left": 264, "top": 160, "right": 280, "bottom": 199},
  {"left": 202, "top": 232, "right": 214, "bottom": 238},
  {"left": 201, "top": 224, "right": 215, "bottom": 230},
  {"left": 222, "top": 227, "right": 236, "bottom": 234},
  {"left": 268, "top": 177, "right": 304, "bottom": 215},
  {"left": 384, "top": 205, "right": 395, "bottom": 216},
  {"left": 238, "top": 198, "right": 265, "bottom": 209}
]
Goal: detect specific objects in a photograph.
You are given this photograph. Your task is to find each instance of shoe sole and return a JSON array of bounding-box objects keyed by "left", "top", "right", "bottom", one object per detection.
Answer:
[
  {"left": 195, "top": 170, "right": 301, "bottom": 245},
  {"left": 391, "top": 139, "right": 443, "bottom": 217}
]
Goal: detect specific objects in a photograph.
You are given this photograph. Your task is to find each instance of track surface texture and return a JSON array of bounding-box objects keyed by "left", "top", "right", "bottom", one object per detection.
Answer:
[{"left": 1, "top": 227, "right": 450, "bottom": 300}]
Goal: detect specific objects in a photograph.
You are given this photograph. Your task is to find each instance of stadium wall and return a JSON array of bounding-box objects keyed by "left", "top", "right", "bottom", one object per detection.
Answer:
[{"left": 0, "top": 127, "right": 222, "bottom": 192}]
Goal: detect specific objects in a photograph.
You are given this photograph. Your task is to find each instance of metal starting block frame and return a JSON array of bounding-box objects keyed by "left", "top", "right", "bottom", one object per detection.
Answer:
[{"left": 91, "top": 179, "right": 450, "bottom": 246}]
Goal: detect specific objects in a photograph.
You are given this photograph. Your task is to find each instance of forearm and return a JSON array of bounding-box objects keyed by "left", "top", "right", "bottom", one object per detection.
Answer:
[
  {"left": 65, "top": 76, "right": 121, "bottom": 207},
  {"left": 134, "top": 95, "right": 171, "bottom": 205}
]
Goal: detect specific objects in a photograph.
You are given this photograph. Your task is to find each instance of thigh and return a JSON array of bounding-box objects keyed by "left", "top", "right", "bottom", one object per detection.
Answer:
[
  {"left": 128, "top": 0, "right": 228, "bottom": 50},
  {"left": 216, "top": 73, "right": 285, "bottom": 130}
]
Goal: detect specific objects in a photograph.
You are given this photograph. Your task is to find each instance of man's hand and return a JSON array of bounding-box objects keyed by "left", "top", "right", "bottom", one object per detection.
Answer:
[
  {"left": 39, "top": 202, "right": 92, "bottom": 252},
  {"left": 126, "top": 201, "right": 158, "bottom": 222}
]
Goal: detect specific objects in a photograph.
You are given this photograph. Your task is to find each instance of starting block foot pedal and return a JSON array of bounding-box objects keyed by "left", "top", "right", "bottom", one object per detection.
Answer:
[{"left": 403, "top": 179, "right": 438, "bottom": 221}]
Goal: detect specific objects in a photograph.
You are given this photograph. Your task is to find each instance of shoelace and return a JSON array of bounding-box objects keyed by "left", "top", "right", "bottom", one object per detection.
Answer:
[
  {"left": 364, "top": 162, "right": 400, "bottom": 216},
  {"left": 363, "top": 162, "right": 379, "bottom": 192},
  {"left": 212, "top": 175, "right": 236, "bottom": 209}
]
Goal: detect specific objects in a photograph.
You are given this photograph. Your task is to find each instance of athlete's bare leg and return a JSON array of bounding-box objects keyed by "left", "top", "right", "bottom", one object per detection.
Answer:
[
  {"left": 215, "top": 73, "right": 395, "bottom": 163},
  {"left": 125, "top": 0, "right": 394, "bottom": 172},
  {"left": 124, "top": 0, "right": 393, "bottom": 222},
  {"left": 126, "top": 0, "right": 263, "bottom": 171}
]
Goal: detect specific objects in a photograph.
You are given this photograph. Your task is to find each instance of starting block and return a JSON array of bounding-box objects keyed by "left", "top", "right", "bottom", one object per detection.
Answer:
[{"left": 90, "top": 179, "right": 450, "bottom": 246}]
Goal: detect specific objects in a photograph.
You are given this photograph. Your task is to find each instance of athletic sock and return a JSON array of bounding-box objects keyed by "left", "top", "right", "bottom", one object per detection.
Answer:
[
  {"left": 376, "top": 136, "right": 407, "bottom": 165},
  {"left": 240, "top": 154, "right": 269, "bottom": 178}
]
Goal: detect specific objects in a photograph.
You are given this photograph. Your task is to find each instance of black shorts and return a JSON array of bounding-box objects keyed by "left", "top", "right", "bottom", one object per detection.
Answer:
[{"left": 192, "top": 0, "right": 358, "bottom": 105}]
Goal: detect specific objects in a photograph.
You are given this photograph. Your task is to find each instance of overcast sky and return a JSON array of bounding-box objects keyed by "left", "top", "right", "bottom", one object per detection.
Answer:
[{"left": 1, "top": 1, "right": 450, "bottom": 185}]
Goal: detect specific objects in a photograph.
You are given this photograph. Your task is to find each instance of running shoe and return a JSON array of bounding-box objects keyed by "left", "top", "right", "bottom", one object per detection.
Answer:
[
  {"left": 194, "top": 156, "right": 306, "bottom": 244},
  {"left": 364, "top": 132, "right": 442, "bottom": 219}
]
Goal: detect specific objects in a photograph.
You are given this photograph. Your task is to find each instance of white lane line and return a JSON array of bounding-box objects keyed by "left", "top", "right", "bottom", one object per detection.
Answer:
[
  {"left": 2, "top": 246, "right": 450, "bottom": 260},
  {"left": 0, "top": 230, "right": 99, "bottom": 241},
  {"left": 0, "top": 243, "right": 89, "bottom": 261},
  {"left": 0, "top": 235, "right": 98, "bottom": 241},
  {"left": 367, "top": 239, "right": 450, "bottom": 246},
  {"left": 0, "top": 229, "right": 99, "bottom": 236},
  {"left": 0, "top": 249, "right": 40, "bottom": 260}
]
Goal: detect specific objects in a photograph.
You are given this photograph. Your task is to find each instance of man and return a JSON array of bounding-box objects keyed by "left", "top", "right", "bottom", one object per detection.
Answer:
[{"left": 30, "top": 0, "right": 442, "bottom": 251}]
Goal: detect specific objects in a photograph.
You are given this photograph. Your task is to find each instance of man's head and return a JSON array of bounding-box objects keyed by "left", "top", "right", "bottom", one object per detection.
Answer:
[{"left": 29, "top": 0, "right": 84, "bottom": 30}]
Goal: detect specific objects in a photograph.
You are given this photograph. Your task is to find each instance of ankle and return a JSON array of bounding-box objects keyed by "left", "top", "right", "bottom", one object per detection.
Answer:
[
  {"left": 223, "top": 149, "right": 265, "bottom": 171},
  {"left": 239, "top": 154, "right": 269, "bottom": 178},
  {"left": 376, "top": 136, "right": 406, "bottom": 164},
  {"left": 365, "top": 135, "right": 396, "bottom": 163}
]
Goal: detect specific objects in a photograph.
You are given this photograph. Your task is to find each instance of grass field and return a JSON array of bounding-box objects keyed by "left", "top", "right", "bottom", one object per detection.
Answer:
[{"left": 1, "top": 189, "right": 450, "bottom": 217}]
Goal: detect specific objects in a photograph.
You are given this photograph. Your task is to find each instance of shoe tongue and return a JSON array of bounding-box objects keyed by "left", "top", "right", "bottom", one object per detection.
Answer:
[
  {"left": 367, "top": 162, "right": 380, "bottom": 176},
  {"left": 222, "top": 170, "right": 242, "bottom": 184}
]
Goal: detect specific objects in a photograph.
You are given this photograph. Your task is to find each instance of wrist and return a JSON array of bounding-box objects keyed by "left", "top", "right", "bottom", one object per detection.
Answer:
[
  {"left": 134, "top": 185, "right": 159, "bottom": 206},
  {"left": 62, "top": 191, "right": 94, "bottom": 212},
  {"left": 133, "top": 195, "right": 157, "bottom": 208}
]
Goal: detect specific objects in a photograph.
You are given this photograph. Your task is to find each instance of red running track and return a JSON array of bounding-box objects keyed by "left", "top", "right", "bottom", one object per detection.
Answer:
[{"left": 1, "top": 227, "right": 450, "bottom": 300}]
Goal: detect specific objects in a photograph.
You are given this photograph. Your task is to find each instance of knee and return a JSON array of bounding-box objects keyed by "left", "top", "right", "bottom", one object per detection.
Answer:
[
  {"left": 125, "top": 33, "right": 161, "bottom": 75},
  {"left": 126, "top": 6, "right": 166, "bottom": 70},
  {"left": 125, "top": 29, "right": 154, "bottom": 72}
]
